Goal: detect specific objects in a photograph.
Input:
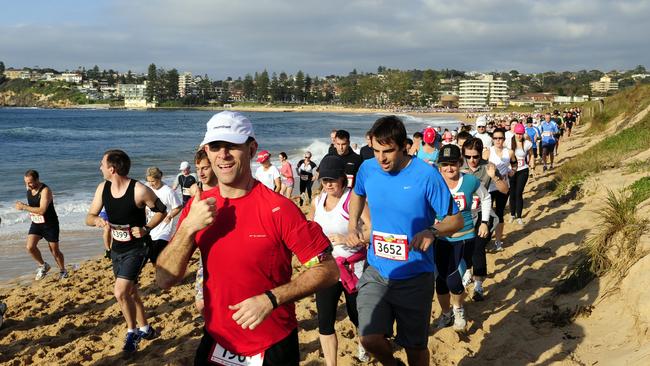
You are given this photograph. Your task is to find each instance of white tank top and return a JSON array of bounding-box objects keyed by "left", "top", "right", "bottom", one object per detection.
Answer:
[
  {"left": 514, "top": 140, "right": 532, "bottom": 171},
  {"left": 488, "top": 146, "right": 512, "bottom": 191},
  {"left": 313, "top": 188, "right": 365, "bottom": 278}
]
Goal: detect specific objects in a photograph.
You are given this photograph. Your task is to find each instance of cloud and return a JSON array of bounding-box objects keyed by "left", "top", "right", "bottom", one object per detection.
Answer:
[{"left": 0, "top": 0, "right": 647, "bottom": 77}]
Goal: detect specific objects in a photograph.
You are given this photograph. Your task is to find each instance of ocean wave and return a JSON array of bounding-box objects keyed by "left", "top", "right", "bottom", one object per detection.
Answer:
[{"left": 0, "top": 126, "right": 181, "bottom": 143}]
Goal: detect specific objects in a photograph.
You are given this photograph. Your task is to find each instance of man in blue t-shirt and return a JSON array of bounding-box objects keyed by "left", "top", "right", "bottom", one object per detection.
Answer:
[
  {"left": 540, "top": 113, "right": 559, "bottom": 171},
  {"left": 525, "top": 117, "right": 541, "bottom": 161},
  {"left": 347, "top": 115, "right": 463, "bottom": 366}
]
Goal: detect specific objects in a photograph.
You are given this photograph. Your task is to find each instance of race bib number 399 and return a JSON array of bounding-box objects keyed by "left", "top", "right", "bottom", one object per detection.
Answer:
[
  {"left": 372, "top": 231, "right": 408, "bottom": 261},
  {"left": 110, "top": 223, "right": 132, "bottom": 242},
  {"left": 210, "top": 341, "right": 264, "bottom": 366}
]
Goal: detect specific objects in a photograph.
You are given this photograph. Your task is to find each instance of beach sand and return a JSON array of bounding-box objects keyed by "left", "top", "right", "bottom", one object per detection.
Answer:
[{"left": 2, "top": 118, "right": 649, "bottom": 365}]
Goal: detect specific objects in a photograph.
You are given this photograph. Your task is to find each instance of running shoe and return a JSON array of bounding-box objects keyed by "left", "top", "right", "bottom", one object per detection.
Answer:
[
  {"left": 137, "top": 325, "right": 158, "bottom": 341},
  {"left": 357, "top": 343, "right": 370, "bottom": 362},
  {"left": 507, "top": 215, "right": 515, "bottom": 224},
  {"left": 494, "top": 241, "right": 504, "bottom": 252},
  {"left": 59, "top": 270, "right": 69, "bottom": 279},
  {"left": 472, "top": 287, "right": 485, "bottom": 302},
  {"left": 550, "top": 164, "right": 554, "bottom": 170},
  {"left": 543, "top": 166, "right": 547, "bottom": 172},
  {"left": 436, "top": 311, "right": 454, "bottom": 329},
  {"left": 123, "top": 332, "right": 140, "bottom": 353},
  {"left": 516, "top": 218, "right": 525, "bottom": 226},
  {"left": 0, "top": 302, "right": 6, "bottom": 316},
  {"left": 35, "top": 262, "right": 51, "bottom": 280},
  {"left": 462, "top": 270, "right": 473, "bottom": 288},
  {"left": 453, "top": 307, "right": 467, "bottom": 332}
]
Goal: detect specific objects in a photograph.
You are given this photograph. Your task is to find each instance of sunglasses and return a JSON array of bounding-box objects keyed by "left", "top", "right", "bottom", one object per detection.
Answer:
[
  {"left": 493, "top": 137, "right": 505, "bottom": 140},
  {"left": 464, "top": 155, "right": 480, "bottom": 160}
]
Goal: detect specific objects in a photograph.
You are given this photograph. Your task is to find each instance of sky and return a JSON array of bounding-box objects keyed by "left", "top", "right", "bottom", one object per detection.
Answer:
[{"left": 1, "top": 0, "right": 648, "bottom": 79}]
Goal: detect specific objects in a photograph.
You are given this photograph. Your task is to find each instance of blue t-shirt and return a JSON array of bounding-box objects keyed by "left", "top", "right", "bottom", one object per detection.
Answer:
[
  {"left": 525, "top": 126, "right": 539, "bottom": 148},
  {"left": 445, "top": 174, "right": 480, "bottom": 242},
  {"left": 354, "top": 157, "right": 458, "bottom": 280},
  {"left": 416, "top": 147, "right": 439, "bottom": 167},
  {"left": 540, "top": 121, "right": 559, "bottom": 146}
]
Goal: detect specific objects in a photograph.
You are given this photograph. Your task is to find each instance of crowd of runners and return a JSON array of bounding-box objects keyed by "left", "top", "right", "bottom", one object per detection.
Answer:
[{"left": 9, "top": 108, "right": 579, "bottom": 365}]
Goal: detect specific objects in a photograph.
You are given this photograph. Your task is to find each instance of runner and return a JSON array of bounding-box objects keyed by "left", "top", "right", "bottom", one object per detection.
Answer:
[
  {"left": 416, "top": 126, "right": 439, "bottom": 167},
  {"left": 435, "top": 144, "right": 491, "bottom": 332},
  {"left": 487, "top": 128, "right": 514, "bottom": 251},
  {"left": 359, "top": 131, "right": 375, "bottom": 160},
  {"left": 100, "top": 209, "right": 112, "bottom": 259},
  {"left": 15, "top": 170, "right": 67, "bottom": 280},
  {"left": 508, "top": 124, "right": 534, "bottom": 225},
  {"left": 296, "top": 151, "right": 317, "bottom": 206},
  {"left": 525, "top": 117, "right": 541, "bottom": 163},
  {"left": 552, "top": 110, "right": 564, "bottom": 156},
  {"left": 144, "top": 167, "right": 182, "bottom": 264},
  {"left": 0, "top": 302, "right": 6, "bottom": 329},
  {"left": 156, "top": 111, "right": 339, "bottom": 366},
  {"left": 565, "top": 110, "right": 575, "bottom": 137},
  {"left": 474, "top": 116, "right": 493, "bottom": 159},
  {"left": 461, "top": 138, "right": 507, "bottom": 301},
  {"left": 455, "top": 131, "right": 472, "bottom": 149},
  {"left": 254, "top": 150, "right": 281, "bottom": 192},
  {"left": 540, "top": 113, "right": 560, "bottom": 171},
  {"left": 173, "top": 161, "right": 198, "bottom": 206},
  {"left": 278, "top": 152, "right": 295, "bottom": 199},
  {"left": 86, "top": 149, "right": 166, "bottom": 354},
  {"left": 408, "top": 131, "right": 423, "bottom": 156},
  {"left": 188, "top": 148, "right": 219, "bottom": 316},
  {"left": 324, "top": 129, "right": 364, "bottom": 186},
  {"left": 307, "top": 155, "right": 372, "bottom": 365},
  {"left": 347, "top": 115, "right": 463, "bottom": 366}
]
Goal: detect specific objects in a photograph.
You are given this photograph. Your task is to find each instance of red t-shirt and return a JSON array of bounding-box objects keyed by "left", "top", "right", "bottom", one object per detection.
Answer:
[{"left": 175, "top": 181, "right": 330, "bottom": 355}]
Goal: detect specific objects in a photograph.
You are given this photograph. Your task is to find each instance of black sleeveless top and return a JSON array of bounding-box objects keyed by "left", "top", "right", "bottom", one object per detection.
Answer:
[
  {"left": 27, "top": 183, "right": 58, "bottom": 224},
  {"left": 102, "top": 179, "right": 147, "bottom": 252}
]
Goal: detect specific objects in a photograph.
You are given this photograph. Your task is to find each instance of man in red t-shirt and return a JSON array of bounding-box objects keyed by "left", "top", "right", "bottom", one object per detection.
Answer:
[{"left": 156, "top": 111, "right": 339, "bottom": 366}]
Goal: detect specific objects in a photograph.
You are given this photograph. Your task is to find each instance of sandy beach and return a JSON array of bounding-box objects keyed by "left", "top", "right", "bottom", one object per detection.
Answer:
[{"left": 2, "top": 112, "right": 650, "bottom": 365}]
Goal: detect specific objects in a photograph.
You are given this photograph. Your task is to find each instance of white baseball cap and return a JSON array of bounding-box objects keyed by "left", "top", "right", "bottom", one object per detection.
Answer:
[
  {"left": 201, "top": 111, "right": 255, "bottom": 146},
  {"left": 476, "top": 115, "right": 487, "bottom": 127},
  {"left": 179, "top": 161, "right": 190, "bottom": 170}
]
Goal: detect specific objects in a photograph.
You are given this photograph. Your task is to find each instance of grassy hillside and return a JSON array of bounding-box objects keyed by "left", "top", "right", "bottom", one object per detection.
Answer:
[{"left": 0, "top": 78, "right": 88, "bottom": 106}]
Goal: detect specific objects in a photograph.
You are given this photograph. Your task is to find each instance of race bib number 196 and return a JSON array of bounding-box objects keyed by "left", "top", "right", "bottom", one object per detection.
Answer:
[
  {"left": 372, "top": 231, "right": 408, "bottom": 261},
  {"left": 210, "top": 341, "right": 264, "bottom": 366}
]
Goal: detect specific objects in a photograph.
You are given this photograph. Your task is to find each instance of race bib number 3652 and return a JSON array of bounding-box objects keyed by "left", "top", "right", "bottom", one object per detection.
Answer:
[
  {"left": 372, "top": 231, "right": 408, "bottom": 261},
  {"left": 210, "top": 341, "right": 264, "bottom": 366}
]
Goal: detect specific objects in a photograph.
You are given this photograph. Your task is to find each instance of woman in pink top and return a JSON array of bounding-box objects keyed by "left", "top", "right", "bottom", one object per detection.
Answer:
[{"left": 278, "top": 152, "right": 295, "bottom": 198}]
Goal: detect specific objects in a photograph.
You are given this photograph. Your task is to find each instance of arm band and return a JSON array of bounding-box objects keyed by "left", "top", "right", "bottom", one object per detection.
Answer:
[
  {"left": 150, "top": 198, "right": 167, "bottom": 213},
  {"left": 265, "top": 290, "right": 278, "bottom": 309}
]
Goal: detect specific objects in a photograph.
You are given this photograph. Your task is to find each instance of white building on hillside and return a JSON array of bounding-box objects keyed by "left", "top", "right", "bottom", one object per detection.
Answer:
[
  {"left": 590, "top": 76, "right": 618, "bottom": 94},
  {"left": 458, "top": 74, "right": 508, "bottom": 109},
  {"left": 178, "top": 72, "right": 193, "bottom": 97},
  {"left": 116, "top": 83, "right": 155, "bottom": 108}
]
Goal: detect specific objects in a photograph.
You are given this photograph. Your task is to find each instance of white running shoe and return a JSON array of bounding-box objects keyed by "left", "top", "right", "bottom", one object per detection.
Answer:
[
  {"left": 462, "top": 270, "right": 473, "bottom": 288},
  {"left": 507, "top": 215, "right": 515, "bottom": 224},
  {"left": 437, "top": 311, "right": 454, "bottom": 329},
  {"left": 516, "top": 218, "right": 525, "bottom": 225},
  {"left": 453, "top": 307, "right": 467, "bottom": 332},
  {"left": 59, "top": 270, "right": 69, "bottom": 280},
  {"left": 35, "top": 262, "right": 51, "bottom": 280},
  {"left": 357, "top": 343, "right": 370, "bottom": 362},
  {"left": 494, "top": 241, "right": 504, "bottom": 252}
]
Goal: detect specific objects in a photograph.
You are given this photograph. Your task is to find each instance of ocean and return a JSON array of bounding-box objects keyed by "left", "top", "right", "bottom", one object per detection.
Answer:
[{"left": 0, "top": 108, "right": 460, "bottom": 283}]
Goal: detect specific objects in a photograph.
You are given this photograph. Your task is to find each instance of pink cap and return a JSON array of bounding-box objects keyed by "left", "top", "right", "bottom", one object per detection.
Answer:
[
  {"left": 423, "top": 127, "right": 436, "bottom": 144},
  {"left": 443, "top": 131, "right": 453, "bottom": 141},
  {"left": 514, "top": 123, "right": 525, "bottom": 134},
  {"left": 256, "top": 150, "right": 271, "bottom": 163}
]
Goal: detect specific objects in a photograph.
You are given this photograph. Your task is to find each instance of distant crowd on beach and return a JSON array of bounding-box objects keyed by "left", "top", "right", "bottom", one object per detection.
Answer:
[{"left": 5, "top": 107, "right": 580, "bottom": 365}]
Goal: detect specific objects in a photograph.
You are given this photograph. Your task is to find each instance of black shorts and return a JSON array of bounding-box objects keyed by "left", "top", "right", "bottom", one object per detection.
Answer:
[
  {"left": 542, "top": 143, "right": 555, "bottom": 156},
  {"left": 194, "top": 328, "right": 299, "bottom": 366},
  {"left": 28, "top": 223, "right": 60, "bottom": 243},
  {"left": 111, "top": 243, "right": 148, "bottom": 282},
  {"left": 435, "top": 239, "right": 468, "bottom": 295},
  {"left": 148, "top": 239, "right": 168, "bottom": 265}
]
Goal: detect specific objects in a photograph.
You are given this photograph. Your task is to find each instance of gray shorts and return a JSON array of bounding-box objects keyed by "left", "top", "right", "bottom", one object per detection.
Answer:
[{"left": 356, "top": 265, "right": 434, "bottom": 349}]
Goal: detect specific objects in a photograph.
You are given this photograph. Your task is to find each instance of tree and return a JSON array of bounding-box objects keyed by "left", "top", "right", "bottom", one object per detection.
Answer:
[
  {"left": 126, "top": 70, "right": 134, "bottom": 83},
  {"left": 270, "top": 72, "right": 281, "bottom": 102},
  {"left": 243, "top": 74, "right": 255, "bottom": 100},
  {"left": 0, "top": 61, "right": 5, "bottom": 75},
  {"left": 294, "top": 70, "right": 305, "bottom": 102},
  {"left": 164, "top": 68, "right": 180, "bottom": 100},
  {"left": 146, "top": 63, "right": 157, "bottom": 102},
  {"left": 279, "top": 72, "right": 289, "bottom": 102},
  {"left": 304, "top": 74, "right": 313, "bottom": 102},
  {"left": 256, "top": 70, "right": 270, "bottom": 102},
  {"left": 198, "top": 74, "right": 213, "bottom": 101},
  {"left": 87, "top": 65, "right": 100, "bottom": 80}
]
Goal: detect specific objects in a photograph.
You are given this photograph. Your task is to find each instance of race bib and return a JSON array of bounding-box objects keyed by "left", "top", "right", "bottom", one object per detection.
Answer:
[
  {"left": 471, "top": 195, "right": 480, "bottom": 211},
  {"left": 517, "top": 158, "right": 525, "bottom": 168},
  {"left": 372, "top": 231, "right": 408, "bottom": 261},
  {"left": 210, "top": 341, "right": 264, "bottom": 366},
  {"left": 30, "top": 213, "right": 46, "bottom": 224},
  {"left": 453, "top": 192, "right": 467, "bottom": 211},
  {"left": 182, "top": 187, "right": 192, "bottom": 196},
  {"left": 300, "top": 174, "right": 309, "bottom": 181},
  {"left": 542, "top": 131, "right": 553, "bottom": 137},
  {"left": 110, "top": 223, "right": 132, "bottom": 242}
]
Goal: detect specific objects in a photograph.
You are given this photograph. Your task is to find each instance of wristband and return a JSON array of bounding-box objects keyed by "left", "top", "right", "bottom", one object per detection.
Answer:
[
  {"left": 428, "top": 227, "right": 439, "bottom": 237},
  {"left": 265, "top": 290, "right": 278, "bottom": 309}
]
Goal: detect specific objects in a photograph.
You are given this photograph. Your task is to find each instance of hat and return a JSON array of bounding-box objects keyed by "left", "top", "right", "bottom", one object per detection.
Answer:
[
  {"left": 437, "top": 144, "right": 462, "bottom": 164},
  {"left": 423, "top": 127, "right": 436, "bottom": 144},
  {"left": 201, "top": 111, "right": 255, "bottom": 146},
  {"left": 256, "top": 150, "right": 270, "bottom": 163},
  {"left": 442, "top": 131, "right": 453, "bottom": 141},
  {"left": 476, "top": 116, "right": 487, "bottom": 127},
  {"left": 318, "top": 155, "right": 345, "bottom": 180},
  {"left": 179, "top": 161, "right": 190, "bottom": 170},
  {"left": 514, "top": 123, "right": 526, "bottom": 134}
]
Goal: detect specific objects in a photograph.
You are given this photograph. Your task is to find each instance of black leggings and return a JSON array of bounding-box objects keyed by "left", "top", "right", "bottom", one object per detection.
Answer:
[
  {"left": 315, "top": 282, "right": 359, "bottom": 335},
  {"left": 509, "top": 168, "right": 529, "bottom": 218},
  {"left": 299, "top": 178, "right": 314, "bottom": 204},
  {"left": 469, "top": 213, "right": 493, "bottom": 277},
  {"left": 490, "top": 190, "right": 508, "bottom": 223}
]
